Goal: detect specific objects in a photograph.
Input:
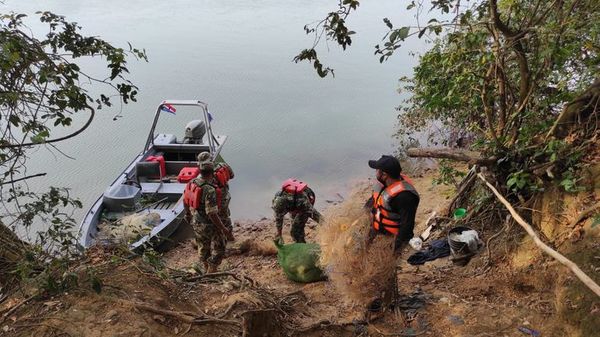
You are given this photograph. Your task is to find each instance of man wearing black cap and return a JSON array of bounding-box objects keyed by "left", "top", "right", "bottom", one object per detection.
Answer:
[{"left": 367, "top": 155, "right": 420, "bottom": 253}]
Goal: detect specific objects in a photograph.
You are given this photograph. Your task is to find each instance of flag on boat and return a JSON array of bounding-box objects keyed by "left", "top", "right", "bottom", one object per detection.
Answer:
[
  {"left": 208, "top": 111, "right": 214, "bottom": 122},
  {"left": 160, "top": 104, "right": 177, "bottom": 114}
]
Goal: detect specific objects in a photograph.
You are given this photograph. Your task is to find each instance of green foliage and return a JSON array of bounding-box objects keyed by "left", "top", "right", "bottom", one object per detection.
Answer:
[
  {"left": 0, "top": 11, "right": 146, "bottom": 236},
  {"left": 432, "top": 160, "right": 466, "bottom": 187},
  {"left": 0, "top": 10, "right": 146, "bottom": 293},
  {"left": 506, "top": 170, "right": 539, "bottom": 193},
  {"left": 142, "top": 248, "right": 164, "bottom": 271},
  {"left": 300, "top": 0, "right": 599, "bottom": 197},
  {"left": 293, "top": 1, "right": 359, "bottom": 77}
]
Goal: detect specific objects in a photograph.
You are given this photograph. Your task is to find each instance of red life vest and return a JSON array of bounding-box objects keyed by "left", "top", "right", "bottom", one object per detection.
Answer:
[
  {"left": 281, "top": 178, "right": 315, "bottom": 205},
  {"left": 183, "top": 179, "right": 222, "bottom": 211},
  {"left": 372, "top": 174, "right": 418, "bottom": 235},
  {"left": 214, "top": 163, "right": 234, "bottom": 187}
]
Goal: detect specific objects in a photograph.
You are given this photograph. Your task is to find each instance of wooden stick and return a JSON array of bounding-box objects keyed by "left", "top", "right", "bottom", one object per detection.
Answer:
[
  {"left": 477, "top": 173, "right": 600, "bottom": 298},
  {"left": 569, "top": 201, "right": 600, "bottom": 228},
  {"left": 131, "top": 301, "right": 241, "bottom": 326},
  {"left": 0, "top": 294, "right": 37, "bottom": 323}
]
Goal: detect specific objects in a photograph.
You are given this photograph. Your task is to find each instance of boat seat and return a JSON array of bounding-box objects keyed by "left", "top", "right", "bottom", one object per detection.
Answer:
[
  {"left": 140, "top": 183, "right": 186, "bottom": 195},
  {"left": 136, "top": 162, "right": 164, "bottom": 194}
]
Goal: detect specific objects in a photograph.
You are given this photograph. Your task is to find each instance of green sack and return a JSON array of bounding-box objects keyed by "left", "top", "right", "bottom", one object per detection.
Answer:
[{"left": 275, "top": 241, "right": 326, "bottom": 283}]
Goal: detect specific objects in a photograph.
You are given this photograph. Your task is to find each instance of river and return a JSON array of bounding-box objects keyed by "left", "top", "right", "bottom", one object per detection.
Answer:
[{"left": 4, "top": 0, "right": 427, "bottom": 223}]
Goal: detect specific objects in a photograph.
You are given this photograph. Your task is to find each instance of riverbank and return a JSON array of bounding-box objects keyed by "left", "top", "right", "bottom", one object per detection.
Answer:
[{"left": 1, "top": 169, "right": 597, "bottom": 337}]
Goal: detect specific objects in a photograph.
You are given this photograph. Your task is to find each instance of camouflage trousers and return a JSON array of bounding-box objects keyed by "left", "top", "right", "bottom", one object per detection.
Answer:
[
  {"left": 192, "top": 221, "right": 225, "bottom": 266},
  {"left": 220, "top": 214, "right": 233, "bottom": 232},
  {"left": 290, "top": 212, "right": 310, "bottom": 243}
]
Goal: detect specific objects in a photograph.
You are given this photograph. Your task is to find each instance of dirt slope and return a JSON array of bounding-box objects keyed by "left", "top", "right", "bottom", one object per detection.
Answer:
[{"left": 1, "top": 171, "right": 597, "bottom": 337}]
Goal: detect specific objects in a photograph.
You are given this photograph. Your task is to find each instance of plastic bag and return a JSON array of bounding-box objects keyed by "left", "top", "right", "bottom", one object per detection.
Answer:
[{"left": 275, "top": 241, "right": 326, "bottom": 283}]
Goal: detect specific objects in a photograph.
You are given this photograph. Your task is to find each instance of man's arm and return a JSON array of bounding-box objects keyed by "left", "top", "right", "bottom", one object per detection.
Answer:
[
  {"left": 184, "top": 204, "right": 192, "bottom": 223},
  {"left": 272, "top": 196, "right": 286, "bottom": 241},
  {"left": 208, "top": 211, "right": 234, "bottom": 241},
  {"left": 388, "top": 192, "right": 419, "bottom": 243},
  {"left": 309, "top": 208, "right": 323, "bottom": 223}
]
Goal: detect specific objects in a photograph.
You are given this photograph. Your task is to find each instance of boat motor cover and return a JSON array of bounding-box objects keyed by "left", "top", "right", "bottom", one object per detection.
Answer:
[{"left": 184, "top": 120, "right": 206, "bottom": 143}]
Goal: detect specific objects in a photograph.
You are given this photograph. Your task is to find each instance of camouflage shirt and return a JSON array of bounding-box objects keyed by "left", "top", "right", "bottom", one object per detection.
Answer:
[
  {"left": 190, "top": 177, "right": 219, "bottom": 224},
  {"left": 272, "top": 187, "right": 321, "bottom": 229}
]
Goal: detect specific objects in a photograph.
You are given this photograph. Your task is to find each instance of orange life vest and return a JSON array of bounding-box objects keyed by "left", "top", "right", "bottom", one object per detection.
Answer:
[
  {"left": 372, "top": 174, "right": 419, "bottom": 235},
  {"left": 214, "top": 163, "right": 234, "bottom": 187},
  {"left": 183, "top": 179, "right": 222, "bottom": 211}
]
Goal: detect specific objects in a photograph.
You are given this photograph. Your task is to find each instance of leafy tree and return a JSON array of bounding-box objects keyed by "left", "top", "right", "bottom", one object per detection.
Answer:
[
  {"left": 0, "top": 11, "right": 146, "bottom": 284},
  {"left": 296, "top": 0, "right": 600, "bottom": 196}
]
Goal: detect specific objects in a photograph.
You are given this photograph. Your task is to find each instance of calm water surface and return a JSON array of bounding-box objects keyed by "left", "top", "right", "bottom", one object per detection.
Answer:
[{"left": 5, "top": 0, "right": 427, "bottom": 222}]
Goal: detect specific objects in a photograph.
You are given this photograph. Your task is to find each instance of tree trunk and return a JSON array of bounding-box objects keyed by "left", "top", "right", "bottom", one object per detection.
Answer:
[
  {"left": 546, "top": 77, "right": 600, "bottom": 139},
  {"left": 406, "top": 147, "right": 495, "bottom": 165}
]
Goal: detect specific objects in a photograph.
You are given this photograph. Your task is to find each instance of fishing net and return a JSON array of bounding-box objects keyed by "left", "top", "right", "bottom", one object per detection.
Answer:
[
  {"left": 275, "top": 241, "right": 326, "bottom": 283},
  {"left": 317, "top": 183, "right": 396, "bottom": 307},
  {"left": 97, "top": 212, "right": 160, "bottom": 244}
]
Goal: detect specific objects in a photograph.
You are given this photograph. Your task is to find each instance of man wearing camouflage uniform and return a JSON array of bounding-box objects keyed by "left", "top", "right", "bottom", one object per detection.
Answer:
[
  {"left": 197, "top": 152, "right": 234, "bottom": 236},
  {"left": 272, "top": 186, "right": 322, "bottom": 243},
  {"left": 184, "top": 158, "right": 234, "bottom": 273}
]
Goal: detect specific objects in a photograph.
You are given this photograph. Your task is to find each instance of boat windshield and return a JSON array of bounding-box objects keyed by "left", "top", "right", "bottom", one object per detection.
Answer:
[{"left": 152, "top": 104, "right": 209, "bottom": 143}]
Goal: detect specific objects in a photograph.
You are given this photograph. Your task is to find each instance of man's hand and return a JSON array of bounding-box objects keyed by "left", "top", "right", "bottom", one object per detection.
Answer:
[{"left": 208, "top": 212, "right": 234, "bottom": 242}]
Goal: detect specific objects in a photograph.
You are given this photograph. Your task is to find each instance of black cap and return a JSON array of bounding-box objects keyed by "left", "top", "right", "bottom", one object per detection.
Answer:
[{"left": 368, "top": 155, "right": 401, "bottom": 177}]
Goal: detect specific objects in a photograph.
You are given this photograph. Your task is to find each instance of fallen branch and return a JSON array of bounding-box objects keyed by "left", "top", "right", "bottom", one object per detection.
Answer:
[
  {"left": 569, "top": 201, "right": 600, "bottom": 228},
  {"left": 406, "top": 148, "right": 495, "bottom": 165},
  {"left": 185, "top": 271, "right": 256, "bottom": 287},
  {"left": 372, "top": 325, "right": 428, "bottom": 336},
  {"left": 0, "top": 294, "right": 37, "bottom": 323},
  {"left": 131, "top": 301, "right": 241, "bottom": 327},
  {"left": 486, "top": 215, "right": 511, "bottom": 266},
  {"left": 445, "top": 165, "right": 478, "bottom": 214},
  {"left": 291, "top": 320, "right": 355, "bottom": 334},
  {"left": 477, "top": 173, "right": 600, "bottom": 298}
]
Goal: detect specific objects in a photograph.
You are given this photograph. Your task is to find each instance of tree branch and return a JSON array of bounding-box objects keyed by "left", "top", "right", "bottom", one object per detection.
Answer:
[
  {"left": 0, "top": 173, "right": 46, "bottom": 186},
  {"left": 0, "top": 107, "right": 95, "bottom": 149},
  {"left": 478, "top": 173, "right": 600, "bottom": 298}
]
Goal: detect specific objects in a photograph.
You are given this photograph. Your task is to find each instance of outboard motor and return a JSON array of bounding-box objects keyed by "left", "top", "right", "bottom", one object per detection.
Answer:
[{"left": 183, "top": 120, "right": 206, "bottom": 144}]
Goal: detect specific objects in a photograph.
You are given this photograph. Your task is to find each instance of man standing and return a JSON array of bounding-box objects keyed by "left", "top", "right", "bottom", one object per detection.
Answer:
[
  {"left": 272, "top": 179, "right": 322, "bottom": 243},
  {"left": 184, "top": 158, "right": 234, "bottom": 273},
  {"left": 197, "top": 152, "right": 235, "bottom": 236},
  {"left": 367, "top": 155, "right": 420, "bottom": 253}
]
